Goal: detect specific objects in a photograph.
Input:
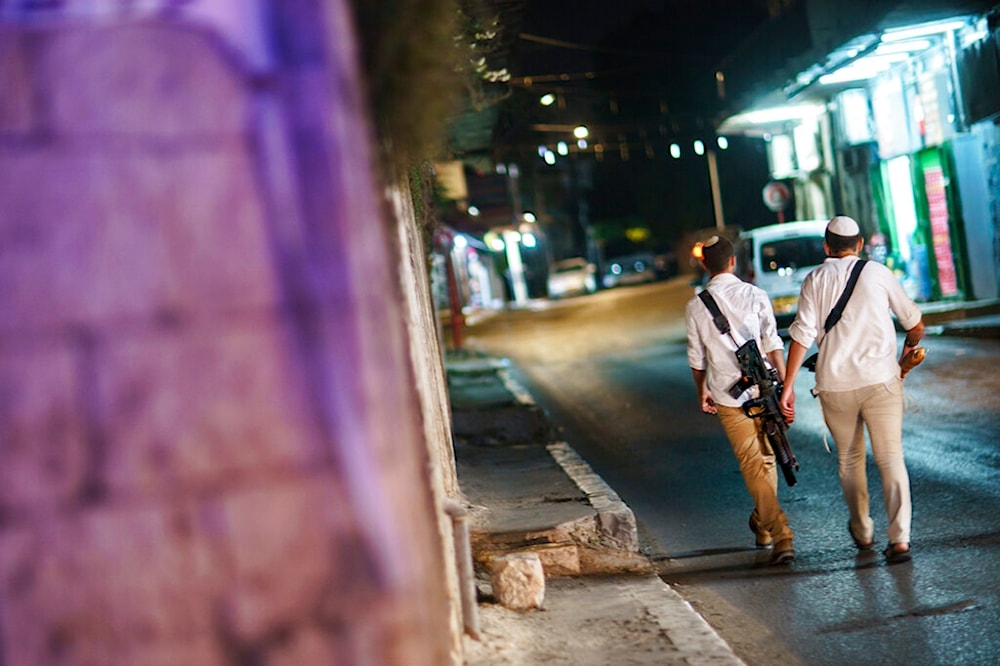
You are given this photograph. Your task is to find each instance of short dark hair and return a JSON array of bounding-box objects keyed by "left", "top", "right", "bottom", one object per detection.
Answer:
[
  {"left": 825, "top": 230, "right": 861, "bottom": 254},
  {"left": 701, "top": 235, "right": 734, "bottom": 274}
]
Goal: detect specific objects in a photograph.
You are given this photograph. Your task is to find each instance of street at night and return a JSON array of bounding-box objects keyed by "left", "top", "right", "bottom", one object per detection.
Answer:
[
  {"left": 4, "top": 3, "right": 1000, "bottom": 664},
  {"left": 463, "top": 278, "right": 1000, "bottom": 665}
]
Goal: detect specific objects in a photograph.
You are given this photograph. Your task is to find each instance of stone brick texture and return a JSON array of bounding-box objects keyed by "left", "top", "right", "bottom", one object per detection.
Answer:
[{"left": 0, "top": 9, "right": 456, "bottom": 666}]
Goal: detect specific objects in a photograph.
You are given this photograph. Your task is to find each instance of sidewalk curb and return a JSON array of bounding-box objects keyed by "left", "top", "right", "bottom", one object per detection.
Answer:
[
  {"left": 626, "top": 576, "right": 747, "bottom": 665},
  {"left": 452, "top": 352, "right": 747, "bottom": 663},
  {"left": 501, "top": 370, "right": 641, "bottom": 557},
  {"left": 547, "top": 442, "right": 639, "bottom": 553}
]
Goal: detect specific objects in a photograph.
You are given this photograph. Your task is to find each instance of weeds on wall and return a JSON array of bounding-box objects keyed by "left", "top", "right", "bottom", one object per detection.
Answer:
[{"left": 351, "top": 0, "right": 511, "bottom": 235}]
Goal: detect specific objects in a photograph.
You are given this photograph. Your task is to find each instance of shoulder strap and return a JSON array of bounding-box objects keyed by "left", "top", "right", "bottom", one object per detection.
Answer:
[
  {"left": 823, "top": 259, "right": 867, "bottom": 332},
  {"left": 698, "top": 289, "right": 731, "bottom": 335}
]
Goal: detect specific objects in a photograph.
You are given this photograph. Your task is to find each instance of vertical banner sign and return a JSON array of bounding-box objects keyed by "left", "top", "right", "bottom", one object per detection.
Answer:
[{"left": 922, "top": 165, "right": 959, "bottom": 296}]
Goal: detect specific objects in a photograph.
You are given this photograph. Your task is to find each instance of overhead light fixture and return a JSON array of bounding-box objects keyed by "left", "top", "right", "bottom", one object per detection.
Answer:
[
  {"left": 881, "top": 18, "right": 970, "bottom": 43},
  {"left": 782, "top": 16, "right": 975, "bottom": 99},
  {"left": 874, "top": 39, "right": 932, "bottom": 55},
  {"left": 739, "top": 103, "right": 826, "bottom": 126},
  {"left": 818, "top": 53, "right": 909, "bottom": 85}
]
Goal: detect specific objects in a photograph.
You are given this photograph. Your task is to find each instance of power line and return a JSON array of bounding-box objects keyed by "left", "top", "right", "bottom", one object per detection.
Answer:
[
  {"left": 518, "top": 32, "right": 723, "bottom": 64},
  {"left": 518, "top": 32, "right": 672, "bottom": 58}
]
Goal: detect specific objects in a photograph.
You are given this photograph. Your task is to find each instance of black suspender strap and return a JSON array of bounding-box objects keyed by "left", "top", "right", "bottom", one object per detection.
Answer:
[{"left": 823, "top": 259, "right": 867, "bottom": 332}]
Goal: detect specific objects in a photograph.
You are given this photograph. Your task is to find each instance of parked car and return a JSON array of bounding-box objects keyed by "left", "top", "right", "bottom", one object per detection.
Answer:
[
  {"left": 602, "top": 253, "right": 657, "bottom": 289},
  {"left": 735, "top": 220, "right": 828, "bottom": 321},
  {"left": 653, "top": 250, "right": 678, "bottom": 279},
  {"left": 547, "top": 257, "right": 597, "bottom": 299}
]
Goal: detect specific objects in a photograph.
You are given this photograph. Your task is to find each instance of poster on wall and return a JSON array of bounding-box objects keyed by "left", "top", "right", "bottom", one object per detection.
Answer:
[{"left": 922, "top": 165, "right": 959, "bottom": 297}]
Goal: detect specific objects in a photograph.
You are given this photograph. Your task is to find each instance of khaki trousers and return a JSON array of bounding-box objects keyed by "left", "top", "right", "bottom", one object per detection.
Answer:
[
  {"left": 818, "top": 378, "right": 911, "bottom": 546},
  {"left": 716, "top": 404, "right": 794, "bottom": 546}
]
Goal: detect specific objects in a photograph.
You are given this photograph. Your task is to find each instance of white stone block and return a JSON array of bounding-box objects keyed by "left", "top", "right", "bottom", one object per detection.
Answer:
[{"left": 490, "top": 552, "right": 545, "bottom": 611}]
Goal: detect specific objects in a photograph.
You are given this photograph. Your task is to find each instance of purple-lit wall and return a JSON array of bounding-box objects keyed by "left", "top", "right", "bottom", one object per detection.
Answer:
[{"left": 0, "top": 5, "right": 458, "bottom": 665}]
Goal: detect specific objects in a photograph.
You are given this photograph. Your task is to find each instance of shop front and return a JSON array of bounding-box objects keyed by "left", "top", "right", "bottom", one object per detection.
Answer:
[{"left": 717, "top": 6, "right": 1000, "bottom": 303}]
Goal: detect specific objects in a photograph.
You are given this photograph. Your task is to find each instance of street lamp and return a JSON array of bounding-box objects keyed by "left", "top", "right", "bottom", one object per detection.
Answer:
[
  {"left": 670, "top": 137, "right": 728, "bottom": 231},
  {"left": 706, "top": 139, "right": 726, "bottom": 232}
]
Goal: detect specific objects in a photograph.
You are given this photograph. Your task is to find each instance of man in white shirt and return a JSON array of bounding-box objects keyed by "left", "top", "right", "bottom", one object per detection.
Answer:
[
  {"left": 686, "top": 235, "right": 795, "bottom": 565},
  {"left": 779, "top": 216, "right": 924, "bottom": 564}
]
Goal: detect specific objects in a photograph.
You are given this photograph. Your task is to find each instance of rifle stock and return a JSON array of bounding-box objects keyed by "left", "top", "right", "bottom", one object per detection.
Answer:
[{"left": 734, "top": 340, "right": 799, "bottom": 487}]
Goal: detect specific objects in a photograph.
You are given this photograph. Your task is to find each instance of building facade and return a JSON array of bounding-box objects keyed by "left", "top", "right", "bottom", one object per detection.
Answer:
[{"left": 717, "top": 2, "right": 1000, "bottom": 303}]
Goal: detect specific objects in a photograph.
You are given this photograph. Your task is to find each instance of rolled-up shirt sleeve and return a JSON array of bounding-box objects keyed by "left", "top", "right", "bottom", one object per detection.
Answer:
[
  {"left": 788, "top": 273, "right": 820, "bottom": 349},
  {"left": 685, "top": 300, "right": 706, "bottom": 371},
  {"left": 756, "top": 291, "right": 784, "bottom": 354},
  {"left": 887, "top": 278, "right": 922, "bottom": 330}
]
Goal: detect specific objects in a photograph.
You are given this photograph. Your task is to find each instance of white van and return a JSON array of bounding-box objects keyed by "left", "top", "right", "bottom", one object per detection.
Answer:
[{"left": 736, "top": 220, "right": 829, "bottom": 321}]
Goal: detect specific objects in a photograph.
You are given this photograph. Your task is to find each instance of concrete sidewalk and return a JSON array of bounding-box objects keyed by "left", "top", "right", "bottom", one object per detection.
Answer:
[
  {"left": 448, "top": 353, "right": 745, "bottom": 665},
  {"left": 447, "top": 298, "right": 998, "bottom": 665}
]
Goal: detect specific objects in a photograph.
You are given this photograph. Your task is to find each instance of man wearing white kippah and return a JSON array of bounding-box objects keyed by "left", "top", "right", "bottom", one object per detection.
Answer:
[
  {"left": 779, "top": 215, "right": 924, "bottom": 564},
  {"left": 686, "top": 235, "right": 796, "bottom": 565}
]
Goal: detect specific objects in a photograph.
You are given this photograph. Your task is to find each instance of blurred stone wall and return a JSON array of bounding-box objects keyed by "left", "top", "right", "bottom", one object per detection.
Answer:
[{"left": 0, "top": 3, "right": 458, "bottom": 665}]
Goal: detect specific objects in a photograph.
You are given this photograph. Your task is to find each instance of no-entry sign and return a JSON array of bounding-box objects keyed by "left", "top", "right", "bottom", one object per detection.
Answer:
[{"left": 762, "top": 181, "right": 790, "bottom": 212}]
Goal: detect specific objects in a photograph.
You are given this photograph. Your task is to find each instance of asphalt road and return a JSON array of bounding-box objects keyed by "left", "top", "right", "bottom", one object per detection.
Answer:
[{"left": 463, "top": 276, "right": 1000, "bottom": 666}]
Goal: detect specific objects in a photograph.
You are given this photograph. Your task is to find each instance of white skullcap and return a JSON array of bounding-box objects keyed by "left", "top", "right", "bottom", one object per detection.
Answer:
[{"left": 827, "top": 215, "right": 860, "bottom": 237}]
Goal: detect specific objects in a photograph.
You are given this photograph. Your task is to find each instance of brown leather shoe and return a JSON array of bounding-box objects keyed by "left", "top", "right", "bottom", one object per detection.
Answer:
[
  {"left": 770, "top": 542, "right": 795, "bottom": 565},
  {"left": 749, "top": 513, "right": 773, "bottom": 549},
  {"left": 884, "top": 543, "right": 911, "bottom": 564},
  {"left": 848, "top": 522, "right": 874, "bottom": 550}
]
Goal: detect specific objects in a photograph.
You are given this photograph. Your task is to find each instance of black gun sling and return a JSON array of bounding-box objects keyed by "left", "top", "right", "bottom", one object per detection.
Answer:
[
  {"left": 697, "top": 289, "right": 732, "bottom": 337},
  {"left": 803, "top": 259, "right": 867, "bottom": 371}
]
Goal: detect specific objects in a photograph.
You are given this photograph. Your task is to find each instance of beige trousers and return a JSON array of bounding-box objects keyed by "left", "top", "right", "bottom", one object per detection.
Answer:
[
  {"left": 717, "top": 404, "right": 794, "bottom": 547},
  {"left": 818, "top": 378, "right": 911, "bottom": 546}
]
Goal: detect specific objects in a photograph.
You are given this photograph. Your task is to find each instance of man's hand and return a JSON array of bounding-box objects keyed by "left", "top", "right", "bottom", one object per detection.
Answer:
[
  {"left": 700, "top": 390, "right": 717, "bottom": 415},
  {"left": 691, "top": 368, "right": 716, "bottom": 414},
  {"left": 779, "top": 385, "right": 795, "bottom": 424}
]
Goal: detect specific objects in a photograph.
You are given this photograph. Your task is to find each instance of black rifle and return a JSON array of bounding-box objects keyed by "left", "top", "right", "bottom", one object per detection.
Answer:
[
  {"left": 698, "top": 290, "right": 800, "bottom": 486},
  {"left": 732, "top": 339, "right": 799, "bottom": 486}
]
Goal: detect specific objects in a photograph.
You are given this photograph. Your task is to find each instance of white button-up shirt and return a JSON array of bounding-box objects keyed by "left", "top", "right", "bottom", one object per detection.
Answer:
[
  {"left": 686, "top": 273, "right": 784, "bottom": 408},
  {"left": 788, "top": 256, "right": 922, "bottom": 392}
]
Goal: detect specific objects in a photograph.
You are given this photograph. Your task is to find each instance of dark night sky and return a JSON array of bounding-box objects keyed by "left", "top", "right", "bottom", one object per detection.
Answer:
[
  {"left": 516, "top": 1, "right": 772, "bottom": 74},
  {"left": 522, "top": 0, "right": 674, "bottom": 46},
  {"left": 501, "top": 1, "right": 778, "bottom": 256}
]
